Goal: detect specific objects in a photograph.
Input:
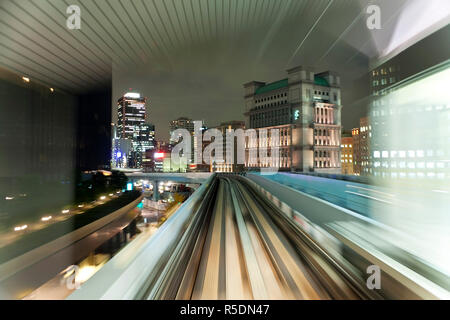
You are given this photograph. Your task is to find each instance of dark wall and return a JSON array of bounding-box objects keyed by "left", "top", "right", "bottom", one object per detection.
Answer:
[
  {"left": 0, "top": 73, "right": 77, "bottom": 192},
  {"left": 0, "top": 67, "right": 112, "bottom": 197},
  {"left": 76, "top": 88, "right": 112, "bottom": 171},
  {"left": 382, "top": 25, "right": 450, "bottom": 82}
]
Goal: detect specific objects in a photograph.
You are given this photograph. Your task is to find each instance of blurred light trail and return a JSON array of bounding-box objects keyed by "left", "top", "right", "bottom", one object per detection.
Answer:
[{"left": 344, "top": 191, "right": 393, "bottom": 204}]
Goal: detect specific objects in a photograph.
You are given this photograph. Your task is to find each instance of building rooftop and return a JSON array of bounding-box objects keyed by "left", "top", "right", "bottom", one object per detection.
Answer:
[
  {"left": 255, "top": 78, "right": 288, "bottom": 95},
  {"left": 253, "top": 74, "right": 331, "bottom": 95},
  {"left": 314, "top": 75, "right": 330, "bottom": 87}
]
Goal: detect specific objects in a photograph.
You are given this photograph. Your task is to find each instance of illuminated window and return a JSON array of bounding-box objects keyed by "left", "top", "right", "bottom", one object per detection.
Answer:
[{"left": 374, "top": 151, "right": 380, "bottom": 158}]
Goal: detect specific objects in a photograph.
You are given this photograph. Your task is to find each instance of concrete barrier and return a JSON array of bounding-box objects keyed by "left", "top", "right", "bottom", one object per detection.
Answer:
[{"left": 0, "top": 195, "right": 143, "bottom": 283}]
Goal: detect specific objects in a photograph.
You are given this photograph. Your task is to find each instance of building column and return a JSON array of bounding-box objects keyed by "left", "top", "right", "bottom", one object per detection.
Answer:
[{"left": 152, "top": 180, "right": 160, "bottom": 201}]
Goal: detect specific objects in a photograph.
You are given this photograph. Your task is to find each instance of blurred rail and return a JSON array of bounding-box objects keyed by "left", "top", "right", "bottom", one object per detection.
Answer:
[{"left": 68, "top": 174, "right": 448, "bottom": 300}]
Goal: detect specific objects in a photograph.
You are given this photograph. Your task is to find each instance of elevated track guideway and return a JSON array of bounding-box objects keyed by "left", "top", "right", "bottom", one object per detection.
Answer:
[{"left": 141, "top": 175, "right": 370, "bottom": 300}]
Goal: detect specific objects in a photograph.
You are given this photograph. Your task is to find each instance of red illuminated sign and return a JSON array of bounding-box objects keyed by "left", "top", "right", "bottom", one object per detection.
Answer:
[{"left": 154, "top": 152, "right": 165, "bottom": 159}]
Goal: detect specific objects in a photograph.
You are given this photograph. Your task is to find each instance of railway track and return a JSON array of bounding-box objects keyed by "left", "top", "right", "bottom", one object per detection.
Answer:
[{"left": 141, "top": 175, "right": 372, "bottom": 300}]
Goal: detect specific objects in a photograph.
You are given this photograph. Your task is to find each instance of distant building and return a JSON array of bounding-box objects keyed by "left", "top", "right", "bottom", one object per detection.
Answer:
[
  {"left": 169, "top": 117, "right": 195, "bottom": 144},
  {"left": 117, "top": 92, "right": 146, "bottom": 140},
  {"left": 143, "top": 142, "right": 180, "bottom": 173},
  {"left": 212, "top": 120, "right": 246, "bottom": 172},
  {"left": 112, "top": 138, "right": 133, "bottom": 168},
  {"left": 116, "top": 92, "right": 155, "bottom": 169},
  {"left": 134, "top": 123, "right": 155, "bottom": 168},
  {"left": 243, "top": 66, "right": 342, "bottom": 173},
  {"left": 359, "top": 117, "right": 372, "bottom": 176},
  {"left": 341, "top": 133, "right": 354, "bottom": 175},
  {"left": 352, "top": 127, "right": 361, "bottom": 175},
  {"left": 246, "top": 124, "right": 292, "bottom": 171},
  {"left": 351, "top": 117, "right": 372, "bottom": 176},
  {"left": 169, "top": 117, "right": 206, "bottom": 166}
]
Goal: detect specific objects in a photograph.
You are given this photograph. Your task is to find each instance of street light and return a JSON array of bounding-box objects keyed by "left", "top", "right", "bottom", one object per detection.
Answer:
[{"left": 14, "top": 225, "right": 28, "bottom": 231}]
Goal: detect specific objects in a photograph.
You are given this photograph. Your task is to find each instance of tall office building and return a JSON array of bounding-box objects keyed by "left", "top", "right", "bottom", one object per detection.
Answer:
[
  {"left": 136, "top": 123, "right": 155, "bottom": 153},
  {"left": 169, "top": 117, "right": 195, "bottom": 143},
  {"left": 117, "top": 92, "right": 146, "bottom": 139},
  {"left": 244, "top": 66, "right": 342, "bottom": 173},
  {"left": 169, "top": 117, "right": 206, "bottom": 167},
  {"left": 368, "top": 26, "right": 449, "bottom": 179},
  {"left": 116, "top": 92, "right": 155, "bottom": 168},
  {"left": 341, "top": 133, "right": 354, "bottom": 175},
  {"left": 352, "top": 127, "right": 361, "bottom": 175},
  {"left": 351, "top": 117, "right": 372, "bottom": 176}
]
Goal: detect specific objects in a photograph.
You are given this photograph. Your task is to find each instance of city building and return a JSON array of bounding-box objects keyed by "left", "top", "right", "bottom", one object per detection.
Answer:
[
  {"left": 117, "top": 92, "right": 146, "bottom": 140},
  {"left": 116, "top": 92, "right": 155, "bottom": 169},
  {"left": 368, "top": 26, "right": 449, "bottom": 180},
  {"left": 359, "top": 117, "right": 372, "bottom": 176},
  {"left": 169, "top": 117, "right": 206, "bottom": 167},
  {"left": 143, "top": 142, "right": 174, "bottom": 172},
  {"left": 169, "top": 117, "right": 195, "bottom": 144},
  {"left": 112, "top": 137, "right": 133, "bottom": 168},
  {"left": 212, "top": 120, "right": 246, "bottom": 172},
  {"left": 351, "top": 127, "right": 361, "bottom": 175},
  {"left": 341, "top": 133, "right": 354, "bottom": 175},
  {"left": 243, "top": 66, "right": 342, "bottom": 173},
  {"left": 134, "top": 123, "right": 155, "bottom": 168},
  {"left": 349, "top": 117, "right": 372, "bottom": 176},
  {"left": 246, "top": 124, "right": 292, "bottom": 171}
]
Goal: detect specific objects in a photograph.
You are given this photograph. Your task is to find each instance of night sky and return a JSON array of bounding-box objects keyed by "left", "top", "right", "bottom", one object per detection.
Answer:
[
  {"left": 112, "top": 24, "right": 370, "bottom": 142},
  {"left": 109, "top": 0, "right": 446, "bottom": 142}
]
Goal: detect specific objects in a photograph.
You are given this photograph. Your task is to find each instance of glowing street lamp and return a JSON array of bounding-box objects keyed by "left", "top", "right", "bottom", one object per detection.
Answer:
[{"left": 14, "top": 225, "right": 28, "bottom": 231}]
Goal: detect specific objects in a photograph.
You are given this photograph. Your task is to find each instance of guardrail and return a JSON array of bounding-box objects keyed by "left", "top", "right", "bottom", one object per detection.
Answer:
[
  {"left": 67, "top": 174, "right": 216, "bottom": 300},
  {"left": 0, "top": 194, "right": 144, "bottom": 280},
  {"left": 290, "top": 171, "right": 371, "bottom": 184},
  {"left": 246, "top": 173, "right": 450, "bottom": 300}
]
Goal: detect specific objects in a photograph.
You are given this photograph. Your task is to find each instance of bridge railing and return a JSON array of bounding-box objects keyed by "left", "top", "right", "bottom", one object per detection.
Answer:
[
  {"left": 67, "top": 174, "right": 216, "bottom": 300},
  {"left": 247, "top": 173, "right": 450, "bottom": 300}
]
